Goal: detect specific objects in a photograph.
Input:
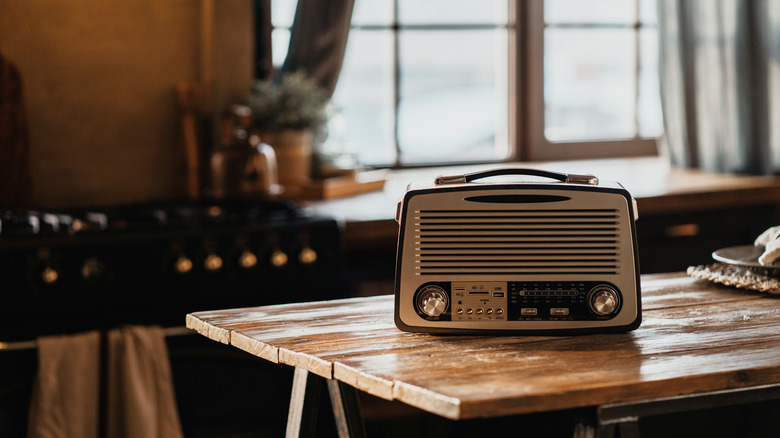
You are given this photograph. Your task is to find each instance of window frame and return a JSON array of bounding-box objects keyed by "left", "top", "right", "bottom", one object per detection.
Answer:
[
  {"left": 263, "top": 0, "right": 660, "bottom": 167},
  {"left": 516, "top": 1, "right": 659, "bottom": 162}
]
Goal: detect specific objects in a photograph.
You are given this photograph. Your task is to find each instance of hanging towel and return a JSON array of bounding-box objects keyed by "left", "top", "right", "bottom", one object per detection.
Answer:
[
  {"left": 27, "top": 331, "right": 101, "bottom": 438},
  {"left": 105, "top": 326, "right": 183, "bottom": 438},
  {"left": 27, "top": 327, "right": 184, "bottom": 438}
]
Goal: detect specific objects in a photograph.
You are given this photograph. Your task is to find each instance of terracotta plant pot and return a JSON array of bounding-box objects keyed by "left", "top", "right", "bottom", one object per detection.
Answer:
[{"left": 262, "top": 129, "right": 313, "bottom": 187}]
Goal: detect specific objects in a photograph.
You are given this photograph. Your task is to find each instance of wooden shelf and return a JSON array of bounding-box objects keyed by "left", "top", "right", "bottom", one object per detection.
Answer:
[{"left": 284, "top": 170, "right": 387, "bottom": 200}]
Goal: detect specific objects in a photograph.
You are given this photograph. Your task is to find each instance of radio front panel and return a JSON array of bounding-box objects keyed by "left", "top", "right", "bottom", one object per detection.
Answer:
[{"left": 394, "top": 182, "right": 641, "bottom": 334}]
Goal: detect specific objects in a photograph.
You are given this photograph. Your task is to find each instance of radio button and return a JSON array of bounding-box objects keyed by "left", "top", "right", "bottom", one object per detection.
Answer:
[
  {"left": 550, "top": 308, "right": 570, "bottom": 316},
  {"left": 520, "top": 308, "right": 538, "bottom": 316}
]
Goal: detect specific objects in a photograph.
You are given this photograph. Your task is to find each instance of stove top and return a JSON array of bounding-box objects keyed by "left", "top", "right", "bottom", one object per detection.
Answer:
[{"left": 0, "top": 199, "right": 344, "bottom": 342}]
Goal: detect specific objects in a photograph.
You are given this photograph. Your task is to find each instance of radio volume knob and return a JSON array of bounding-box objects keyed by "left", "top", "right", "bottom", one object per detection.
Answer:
[
  {"left": 588, "top": 286, "right": 619, "bottom": 316},
  {"left": 418, "top": 286, "right": 448, "bottom": 318}
]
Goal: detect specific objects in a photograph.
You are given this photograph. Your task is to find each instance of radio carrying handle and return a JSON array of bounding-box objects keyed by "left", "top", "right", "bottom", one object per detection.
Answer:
[{"left": 434, "top": 168, "right": 599, "bottom": 186}]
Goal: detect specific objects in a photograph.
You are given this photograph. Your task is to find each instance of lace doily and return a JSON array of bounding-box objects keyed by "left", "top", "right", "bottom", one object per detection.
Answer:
[{"left": 687, "top": 263, "right": 780, "bottom": 295}]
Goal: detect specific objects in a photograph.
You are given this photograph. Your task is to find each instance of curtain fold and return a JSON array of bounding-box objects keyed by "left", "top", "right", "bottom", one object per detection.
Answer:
[
  {"left": 278, "top": 0, "right": 355, "bottom": 98},
  {"left": 0, "top": 48, "right": 32, "bottom": 207},
  {"left": 658, "top": 0, "right": 778, "bottom": 175}
]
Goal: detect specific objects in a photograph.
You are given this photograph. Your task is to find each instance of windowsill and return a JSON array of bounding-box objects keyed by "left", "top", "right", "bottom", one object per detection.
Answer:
[{"left": 306, "top": 156, "right": 780, "bottom": 250}]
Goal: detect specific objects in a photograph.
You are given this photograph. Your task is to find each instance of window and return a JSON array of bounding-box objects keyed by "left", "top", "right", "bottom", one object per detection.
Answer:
[
  {"left": 526, "top": 0, "right": 662, "bottom": 161},
  {"left": 269, "top": 0, "right": 661, "bottom": 167}
]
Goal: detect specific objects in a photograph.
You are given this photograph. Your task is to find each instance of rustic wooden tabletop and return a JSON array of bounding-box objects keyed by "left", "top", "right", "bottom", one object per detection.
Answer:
[{"left": 186, "top": 272, "right": 780, "bottom": 421}]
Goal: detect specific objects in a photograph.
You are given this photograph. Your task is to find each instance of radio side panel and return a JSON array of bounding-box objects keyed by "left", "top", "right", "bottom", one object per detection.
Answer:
[{"left": 393, "top": 183, "right": 641, "bottom": 334}]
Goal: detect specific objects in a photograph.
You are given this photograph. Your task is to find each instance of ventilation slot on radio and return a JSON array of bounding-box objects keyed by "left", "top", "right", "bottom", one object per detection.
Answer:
[{"left": 414, "top": 209, "right": 624, "bottom": 276}]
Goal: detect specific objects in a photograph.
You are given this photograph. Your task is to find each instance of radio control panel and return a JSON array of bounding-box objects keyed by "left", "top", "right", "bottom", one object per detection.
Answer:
[
  {"left": 414, "top": 281, "right": 622, "bottom": 322},
  {"left": 451, "top": 282, "right": 508, "bottom": 322}
]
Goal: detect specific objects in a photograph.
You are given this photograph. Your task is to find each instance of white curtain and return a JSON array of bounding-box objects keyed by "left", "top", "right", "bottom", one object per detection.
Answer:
[
  {"left": 277, "top": 0, "right": 354, "bottom": 98},
  {"left": 658, "top": 0, "right": 780, "bottom": 174}
]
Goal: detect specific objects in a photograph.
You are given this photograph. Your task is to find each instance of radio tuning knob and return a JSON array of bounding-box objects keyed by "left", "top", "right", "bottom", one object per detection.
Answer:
[
  {"left": 418, "top": 286, "right": 448, "bottom": 318},
  {"left": 589, "top": 286, "right": 619, "bottom": 316}
]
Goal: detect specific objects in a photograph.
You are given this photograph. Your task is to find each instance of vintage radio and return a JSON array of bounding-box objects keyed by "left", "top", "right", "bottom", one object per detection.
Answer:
[{"left": 394, "top": 168, "right": 641, "bottom": 334}]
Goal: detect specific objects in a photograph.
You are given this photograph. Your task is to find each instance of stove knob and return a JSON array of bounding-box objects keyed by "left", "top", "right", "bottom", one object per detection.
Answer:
[
  {"left": 41, "top": 265, "right": 60, "bottom": 285},
  {"left": 174, "top": 255, "right": 193, "bottom": 274},
  {"left": 203, "top": 253, "right": 223, "bottom": 272},
  {"left": 298, "top": 246, "right": 317, "bottom": 265},
  {"left": 238, "top": 250, "right": 258, "bottom": 269},
  {"left": 81, "top": 257, "right": 105, "bottom": 282},
  {"left": 417, "top": 286, "right": 448, "bottom": 318},
  {"left": 270, "top": 248, "right": 288, "bottom": 268},
  {"left": 588, "top": 285, "right": 620, "bottom": 316}
]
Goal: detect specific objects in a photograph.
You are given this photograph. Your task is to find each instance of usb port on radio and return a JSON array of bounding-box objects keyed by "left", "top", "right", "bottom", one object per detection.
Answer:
[{"left": 492, "top": 292, "right": 504, "bottom": 298}]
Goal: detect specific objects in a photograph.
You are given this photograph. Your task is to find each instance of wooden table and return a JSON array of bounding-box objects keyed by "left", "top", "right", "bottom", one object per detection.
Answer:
[{"left": 186, "top": 273, "right": 780, "bottom": 437}]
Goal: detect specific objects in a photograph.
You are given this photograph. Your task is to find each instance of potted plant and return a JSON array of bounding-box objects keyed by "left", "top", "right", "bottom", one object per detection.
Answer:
[{"left": 248, "top": 71, "right": 328, "bottom": 188}]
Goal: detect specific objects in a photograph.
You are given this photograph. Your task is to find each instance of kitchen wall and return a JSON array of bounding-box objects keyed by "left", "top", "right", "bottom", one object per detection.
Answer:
[{"left": 0, "top": 0, "right": 253, "bottom": 208}]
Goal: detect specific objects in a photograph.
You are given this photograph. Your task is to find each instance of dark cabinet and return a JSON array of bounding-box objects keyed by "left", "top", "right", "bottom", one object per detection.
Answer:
[{"left": 636, "top": 205, "right": 780, "bottom": 273}]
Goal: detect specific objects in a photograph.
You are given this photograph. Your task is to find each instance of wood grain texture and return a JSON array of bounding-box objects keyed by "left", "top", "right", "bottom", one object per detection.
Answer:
[{"left": 187, "top": 273, "right": 780, "bottom": 420}]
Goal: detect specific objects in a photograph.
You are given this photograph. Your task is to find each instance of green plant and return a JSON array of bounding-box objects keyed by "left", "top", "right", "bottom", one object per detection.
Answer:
[{"left": 248, "top": 71, "right": 328, "bottom": 132}]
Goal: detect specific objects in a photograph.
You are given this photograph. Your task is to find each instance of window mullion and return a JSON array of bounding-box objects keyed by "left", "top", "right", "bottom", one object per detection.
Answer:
[
  {"left": 392, "top": 0, "right": 401, "bottom": 168},
  {"left": 524, "top": 0, "right": 546, "bottom": 161},
  {"left": 633, "top": 0, "right": 641, "bottom": 140}
]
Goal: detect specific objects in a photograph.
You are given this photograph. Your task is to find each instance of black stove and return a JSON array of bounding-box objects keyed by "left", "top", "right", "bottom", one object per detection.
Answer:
[{"left": 0, "top": 199, "right": 344, "bottom": 342}]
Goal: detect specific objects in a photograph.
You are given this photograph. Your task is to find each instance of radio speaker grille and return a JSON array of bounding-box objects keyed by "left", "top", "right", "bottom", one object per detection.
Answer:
[{"left": 414, "top": 209, "right": 623, "bottom": 275}]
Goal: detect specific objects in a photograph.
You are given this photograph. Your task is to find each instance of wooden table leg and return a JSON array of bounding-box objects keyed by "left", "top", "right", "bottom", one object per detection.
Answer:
[
  {"left": 327, "top": 379, "right": 367, "bottom": 438},
  {"left": 285, "top": 367, "right": 367, "bottom": 438},
  {"left": 286, "top": 368, "right": 324, "bottom": 438}
]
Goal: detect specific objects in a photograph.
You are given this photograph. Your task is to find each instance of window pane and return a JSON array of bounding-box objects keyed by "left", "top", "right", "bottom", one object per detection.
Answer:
[
  {"left": 326, "top": 30, "right": 396, "bottom": 166},
  {"left": 639, "top": 0, "right": 658, "bottom": 25},
  {"left": 545, "top": 0, "right": 635, "bottom": 24},
  {"left": 399, "top": 0, "right": 508, "bottom": 25},
  {"left": 545, "top": 28, "right": 636, "bottom": 142},
  {"left": 639, "top": 27, "right": 663, "bottom": 138},
  {"left": 271, "top": 0, "right": 297, "bottom": 28},
  {"left": 271, "top": 29, "right": 290, "bottom": 67},
  {"left": 398, "top": 30, "right": 508, "bottom": 164},
  {"left": 352, "top": 0, "right": 394, "bottom": 26}
]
